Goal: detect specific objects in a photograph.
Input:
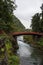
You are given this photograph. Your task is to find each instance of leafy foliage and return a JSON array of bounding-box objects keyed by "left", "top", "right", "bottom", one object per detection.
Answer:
[
  {"left": 0, "top": 0, "right": 20, "bottom": 65},
  {"left": 31, "top": 13, "right": 40, "bottom": 32},
  {"left": 0, "top": 0, "right": 16, "bottom": 32},
  {"left": 31, "top": 4, "right": 43, "bottom": 32},
  {"left": 37, "top": 37, "right": 43, "bottom": 46}
]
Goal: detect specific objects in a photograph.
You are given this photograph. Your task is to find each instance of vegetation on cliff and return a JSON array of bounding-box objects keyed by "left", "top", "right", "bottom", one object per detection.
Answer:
[{"left": 12, "top": 15, "right": 25, "bottom": 32}]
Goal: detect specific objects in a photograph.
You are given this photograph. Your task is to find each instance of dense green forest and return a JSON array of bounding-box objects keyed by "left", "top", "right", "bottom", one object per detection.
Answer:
[{"left": 24, "top": 4, "right": 43, "bottom": 48}]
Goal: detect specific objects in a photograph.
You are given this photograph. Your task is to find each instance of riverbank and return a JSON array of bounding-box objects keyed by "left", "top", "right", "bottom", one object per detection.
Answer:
[
  {"left": 24, "top": 35, "right": 43, "bottom": 50},
  {"left": 0, "top": 34, "right": 19, "bottom": 65}
]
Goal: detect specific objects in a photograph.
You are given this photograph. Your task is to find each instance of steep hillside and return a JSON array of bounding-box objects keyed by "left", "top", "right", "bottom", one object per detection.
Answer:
[{"left": 13, "top": 15, "right": 25, "bottom": 32}]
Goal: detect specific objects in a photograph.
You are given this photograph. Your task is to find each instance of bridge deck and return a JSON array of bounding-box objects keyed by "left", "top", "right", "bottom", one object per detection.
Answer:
[{"left": 12, "top": 32, "right": 43, "bottom": 36}]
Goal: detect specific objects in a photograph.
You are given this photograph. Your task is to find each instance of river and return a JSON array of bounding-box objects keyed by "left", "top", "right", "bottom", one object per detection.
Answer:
[{"left": 17, "top": 36, "right": 43, "bottom": 65}]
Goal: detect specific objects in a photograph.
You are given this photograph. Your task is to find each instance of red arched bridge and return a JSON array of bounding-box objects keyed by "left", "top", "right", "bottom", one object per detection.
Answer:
[
  {"left": 0, "top": 30, "right": 43, "bottom": 36},
  {"left": 12, "top": 32, "right": 43, "bottom": 36}
]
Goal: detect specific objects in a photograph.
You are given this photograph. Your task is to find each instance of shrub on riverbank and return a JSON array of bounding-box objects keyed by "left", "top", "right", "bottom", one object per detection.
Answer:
[
  {"left": 0, "top": 34, "right": 19, "bottom": 65},
  {"left": 8, "top": 55, "right": 19, "bottom": 65},
  {"left": 37, "top": 37, "right": 43, "bottom": 46},
  {"left": 24, "top": 35, "right": 43, "bottom": 50},
  {"left": 5, "top": 39, "right": 19, "bottom": 65},
  {"left": 24, "top": 35, "right": 33, "bottom": 44}
]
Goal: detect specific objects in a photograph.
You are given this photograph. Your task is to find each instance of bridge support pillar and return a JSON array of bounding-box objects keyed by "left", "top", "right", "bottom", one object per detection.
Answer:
[{"left": 11, "top": 36, "right": 19, "bottom": 54}]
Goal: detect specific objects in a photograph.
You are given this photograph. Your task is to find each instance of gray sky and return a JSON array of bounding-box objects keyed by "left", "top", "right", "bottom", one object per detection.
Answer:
[{"left": 14, "top": 0, "right": 43, "bottom": 29}]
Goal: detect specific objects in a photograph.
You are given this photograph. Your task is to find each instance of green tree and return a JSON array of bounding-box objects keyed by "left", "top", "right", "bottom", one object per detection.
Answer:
[
  {"left": 40, "top": 4, "right": 43, "bottom": 32},
  {"left": 31, "top": 4, "right": 43, "bottom": 32},
  {"left": 31, "top": 4, "right": 43, "bottom": 46},
  {"left": 31, "top": 13, "right": 40, "bottom": 32},
  {"left": 0, "top": 0, "right": 16, "bottom": 32}
]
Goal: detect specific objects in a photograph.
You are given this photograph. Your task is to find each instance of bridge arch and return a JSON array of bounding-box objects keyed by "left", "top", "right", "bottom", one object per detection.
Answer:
[
  {"left": 11, "top": 32, "right": 43, "bottom": 51},
  {"left": 12, "top": 32, "right": 43, "bottom": 36},
  {"left": 12, "top": 32, "right": 43, "bottom": 42}
]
